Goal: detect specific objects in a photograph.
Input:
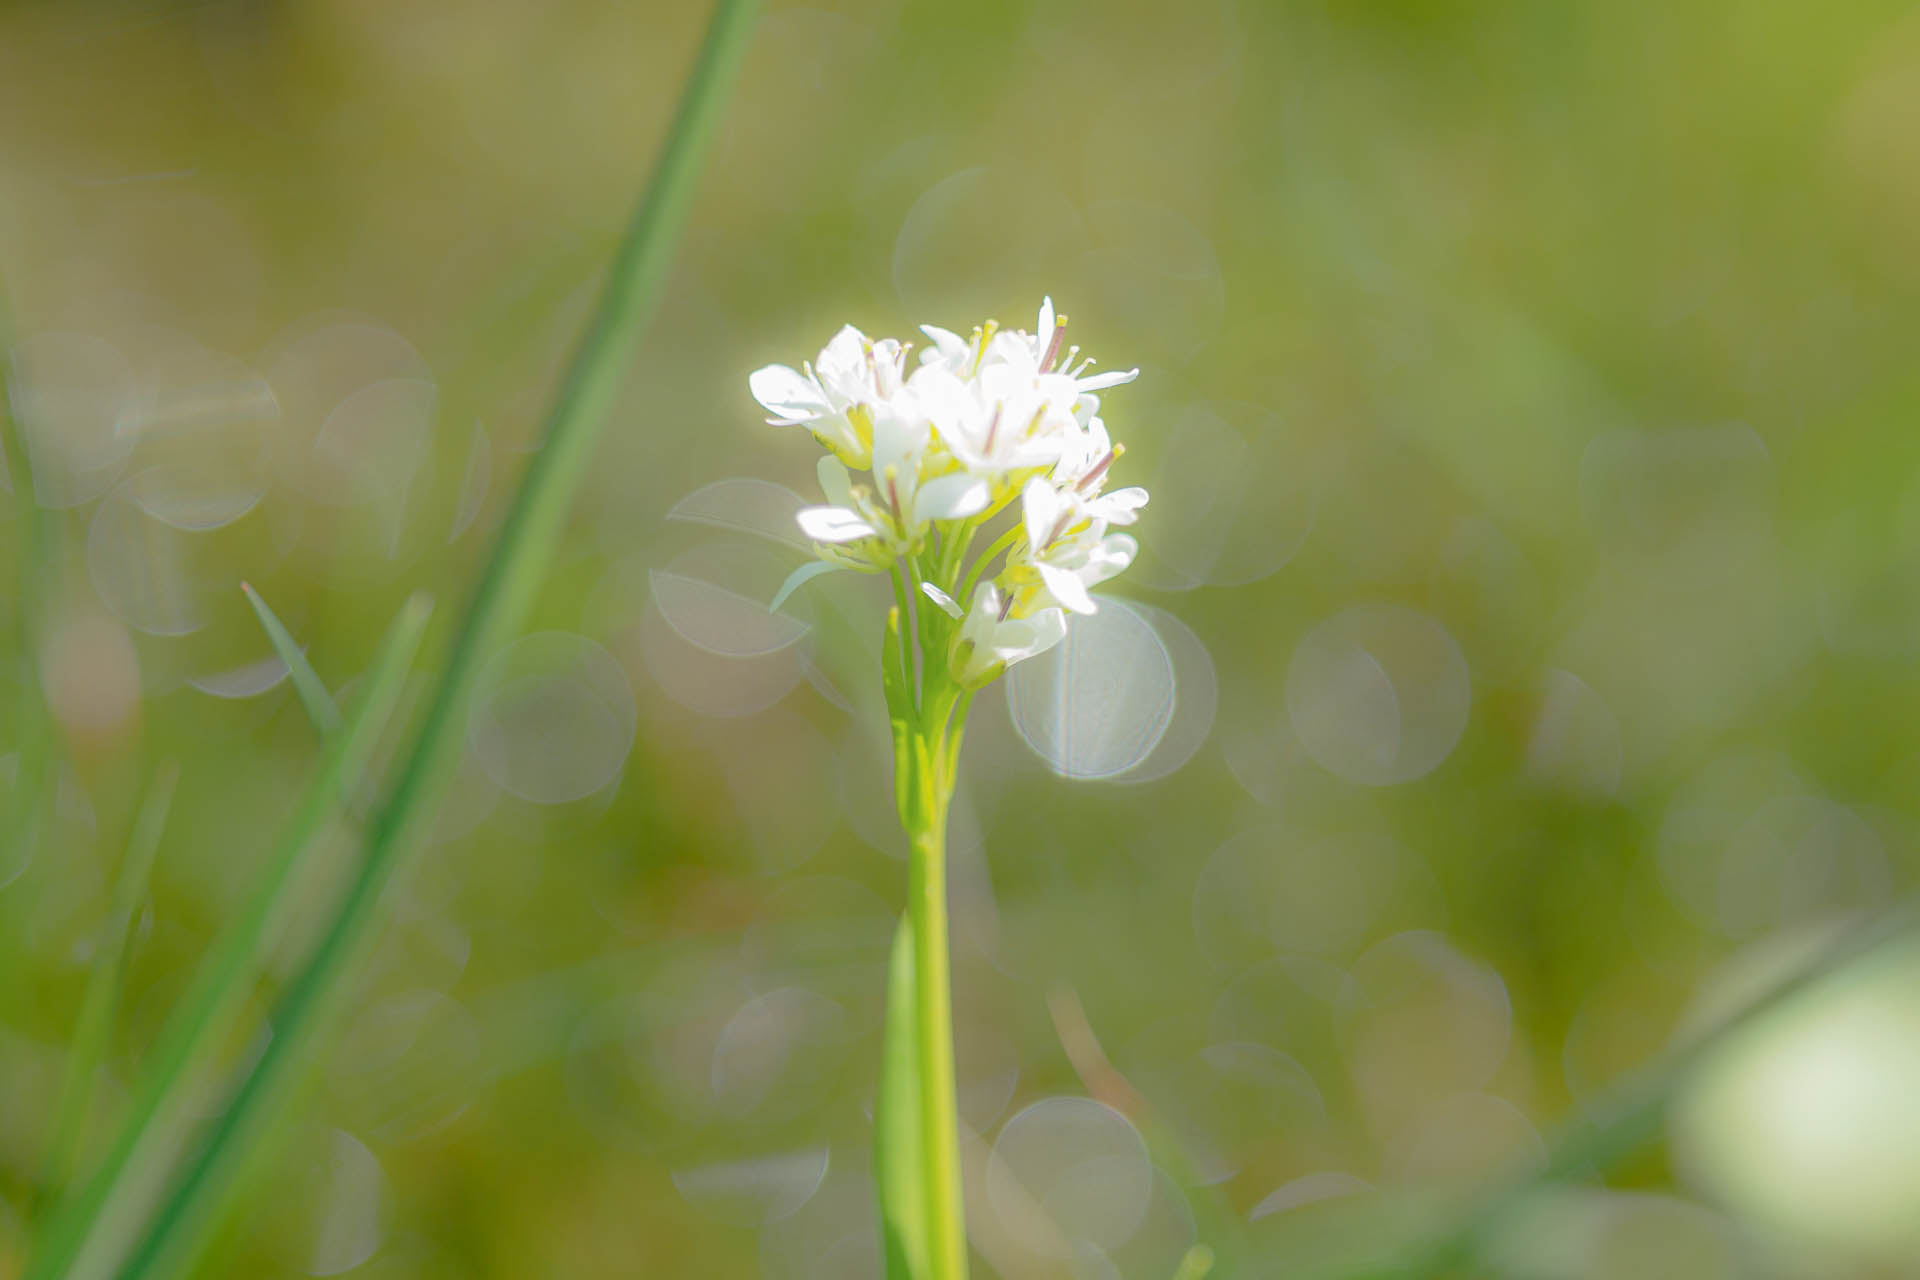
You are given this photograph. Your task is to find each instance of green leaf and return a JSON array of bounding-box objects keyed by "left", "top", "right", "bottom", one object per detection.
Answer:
[
  {"left": 38, "top": 759, "right": 180, "bottom": 1206},
  {"left": 877, "top": 914, "right": 929, "bottom": 1279},
  {"left": 770, "top": 558, "right": 842, "bottom": 613},
  {"left": 240, "top": 582, "right": 341, "bottom": 736},
  {"left": 22, "top": 594, "right": 433, "bottom": 1280}
]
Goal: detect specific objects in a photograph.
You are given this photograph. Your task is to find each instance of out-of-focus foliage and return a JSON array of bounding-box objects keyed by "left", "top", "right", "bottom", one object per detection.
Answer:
[{"left": 5, "top": 0, "right": 1920, "bottom": 1276}]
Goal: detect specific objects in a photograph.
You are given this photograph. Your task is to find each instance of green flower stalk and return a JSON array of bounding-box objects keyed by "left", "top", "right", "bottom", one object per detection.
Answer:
[{"left": 750, "top": 299, "right": 1149, "bottom": 1278}]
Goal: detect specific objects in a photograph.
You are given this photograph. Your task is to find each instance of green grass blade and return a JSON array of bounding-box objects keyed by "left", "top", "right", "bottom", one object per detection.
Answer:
[
  {"left": 877, "top": 914, "right": 929, "bottom": 1278},
  {"left": 38, "top": 760, "right": 180, "bottom": 1205},
  {"left": 21, "top": 593, "right": 433, "bottom": 1280},
  {"left": 1325, "top": 903, "right": 1920, "bottom": 1278},
  {"left": 240, "top": 582, "right": 340, "bottom": 736},
  {"left": 104, "top": 5, "right": 759, "bottom": 1277}
]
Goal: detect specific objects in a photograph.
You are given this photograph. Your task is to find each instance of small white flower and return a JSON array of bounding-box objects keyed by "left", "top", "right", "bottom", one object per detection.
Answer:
[
  {"left": 916, "top": 323, "right": 978, "bottom": 377},
  {"left": 798, "top": 440, "right": 990, "bottom": 563},
  {"left": 753, "top": 299, "right": 1148, "bottom": 684},
  {"left": 1021, "top": 297, "right": 1140, "bottom": 394},
  {"left": 1010, "top": 476, "right": 1139, "bottom": 615},
  {"left": 911, "top": 361, "right": 1077, "bottom": 478},
  {"left": 920, "top": 298, "right": 1138, "bottom": 397},
  {"left": 921, "top": 581, "right": 1068, "bottom": 687},
  {"left": 1051, "top": 414, "right": 1148, "bottom": 526},
  {"left": 749, "top": 325, "right": 909, "bottom": 469}
]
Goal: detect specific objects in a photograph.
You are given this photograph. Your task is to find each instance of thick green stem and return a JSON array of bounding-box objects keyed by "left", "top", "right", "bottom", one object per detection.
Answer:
[{"left": 908, "top": 744, "right": 967, "bottom": 1280}]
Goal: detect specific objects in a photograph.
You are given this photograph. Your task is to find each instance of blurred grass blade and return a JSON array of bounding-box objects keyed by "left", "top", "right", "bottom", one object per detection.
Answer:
[
  {"left": 105, "top": 4, "right": 760, "bottom": 1278},
  {"left": 22, "top": 594, "right": 433, "bottom": 1280},
  {"left": 1046, "top": 985, "right": 1246, "bottom": 1265},
  {"left": 1339, "top": 903, "right": 1920, "bottom": 1279},
  {"left": 240, "top": 581, "right": 340, "bottom": 736},
  {"left": 0, "top": 291, "right": 61, "bottom": 881},
  {"left": 877, "top": 915, "right": 929, "bottom": 1278},
  {"left": 1172, "top": 1246, "right": 1216, "bottom": 1280},
  {"left": 38, "top": 760, "right": 180, "bottom": 1205}
]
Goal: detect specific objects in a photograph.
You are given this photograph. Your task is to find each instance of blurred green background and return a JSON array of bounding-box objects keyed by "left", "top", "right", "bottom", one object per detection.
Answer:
[{"left": 7, "top": 0, "right": 1920, "bottom": 1275}]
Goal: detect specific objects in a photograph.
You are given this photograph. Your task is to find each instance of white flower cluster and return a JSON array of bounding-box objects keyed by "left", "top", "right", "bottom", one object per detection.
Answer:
[{"left": 751, "top": 299, "right": 1147, "bottom": 688}]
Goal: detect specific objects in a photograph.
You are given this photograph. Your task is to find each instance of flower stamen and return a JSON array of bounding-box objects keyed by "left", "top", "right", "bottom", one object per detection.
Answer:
[
  {"left": 1077, "top": 443, "right": 1122, "bottom": 494},
  {"left": 972, "top": 320, "right": 998, "bottom": 376},
  {"left": 883, "top": 463, "right": 903, "bottom": 520},
  {"left": 1039, "top": 313, "right": 1070, "bottom": 373}
]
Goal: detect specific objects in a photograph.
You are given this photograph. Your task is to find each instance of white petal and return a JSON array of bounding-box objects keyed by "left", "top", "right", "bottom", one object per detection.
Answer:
[
  {"left": 919, "top": 581, "right": 964, "bottom": 619},
  {"left": 1000, "top": 607, "right": 1067, "bottom": 665},
  {"left": 918, "top": 325, "right": 972, "bottom": 368},
  {"left": 870, "top": 404, "right": 929, "bottom": 479},
  {"left": 1022, "top": 476, "right": 1069, "bottom": 548},
  {"left": 1037, "top": 561, "right": 1097, "bottom": 614},
  {"left": 818, "top": 324, "right": 867, "bottom": 367},
  {"left": 750, "top": 364, "right": 830, "bottom": 420},
  {"left": 984, "top": 329, "right": 1038, "bottom": 371},
  {"left": 960, "top": 583, "right": 1002, "bottom": 650},
  {"left": 907, "top": 365, "right": 969, "bottom": 420},
  {"left": 1089, "top": 486, "right": 1149, "bottom": 525},
  {"left": 1100, "top": 532, "right": 1138, "bottom": 568},
  {"left": 1037, "top": 296, "right": 1055, "bottom": 341},
  {"left": 814, "top": 325, "right": 870, "bottom": 400},
  {"left": 1077, "top": 367, "right": 1139, "bottom": 392},
  {"left": 816, "top": 456, "right": 857, "bottom": 510},
  {"left": 915, "top": 472, "right": 992, "bottom": 522},
  {"left": 797, "top": 506, "right": 877, "bottom": 543}
]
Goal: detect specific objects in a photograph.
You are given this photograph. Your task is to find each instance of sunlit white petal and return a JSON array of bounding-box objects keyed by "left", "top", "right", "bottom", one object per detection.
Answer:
[
  {"left": 920, "top": 581, "right": 964, "bottom": 619},
  {"left": 750, "top": 364, "right": 831, "bottom": 423},
  {"left": 916, "top": 472, "right": 991, "bottom": 522},
  {"left": 797, "top": 506, "right": 877, "bottom": 543},
  {"left": 1087, "top": 486, "right": 1149, "bottom": 525},
  {"left": 1037, "top": 561, "right": 1097, "bottom": 614},
  {"left": 1076, "top": 367, "right": 1139, "bottom": 392}
]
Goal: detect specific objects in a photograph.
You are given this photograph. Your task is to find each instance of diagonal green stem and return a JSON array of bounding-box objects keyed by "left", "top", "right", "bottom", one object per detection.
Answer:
[
  {"left": 1327, "top": 902, "right": 1920, "bottom": 1278},
  {"left": 38, "top": 760, "right": 180, "bottom": 1208},
  {"left": 954, "top": 522, "right": 1024, "bottom": 606},
  {"left": 92, "top": 5, "right": 760, "bottom": 1277},
  {"left": 22, "top": 595, "right": 432, "bottom": 1280}
]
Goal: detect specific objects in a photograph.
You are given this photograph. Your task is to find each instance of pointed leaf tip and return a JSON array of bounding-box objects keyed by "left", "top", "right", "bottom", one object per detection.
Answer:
[
  {"left": 241, "top": 582, "right": 341, "bottom": 737},
  {"left": 770, "top": 559, "right": 842, "bottom": 613}
]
